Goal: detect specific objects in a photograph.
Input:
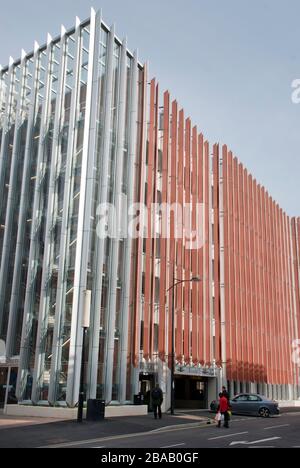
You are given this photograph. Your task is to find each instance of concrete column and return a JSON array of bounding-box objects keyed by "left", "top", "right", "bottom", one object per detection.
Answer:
[
  {"left": 158, "top": 358, "right": 170, "bottom": 413},
  {"left": 207, "top": 378, "right": 217, "bottom": 408},
  {"left": 250, "top": 382, "right": 257, "bottom": 394}
]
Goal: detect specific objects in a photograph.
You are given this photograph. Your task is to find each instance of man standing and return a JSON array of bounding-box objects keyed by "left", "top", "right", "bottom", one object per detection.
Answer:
[
  {"left": 151, "top": 384, "right": 163, "bottom": 419},
  {"left": 222, "top": 386, "right": 230, "bottom": 401}
]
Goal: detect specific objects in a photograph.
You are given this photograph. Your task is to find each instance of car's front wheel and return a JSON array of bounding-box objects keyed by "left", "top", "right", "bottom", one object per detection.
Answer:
[{"left": 259, "top": 407, "right": 270, "bottom": 418}]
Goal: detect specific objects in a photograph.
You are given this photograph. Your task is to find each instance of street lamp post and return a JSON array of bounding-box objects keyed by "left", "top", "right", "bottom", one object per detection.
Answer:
[
  {"left": 167, "top": 275, "right": 201, "bottom": 415},
  {"left": 77, "top": 290, "right": 91, "bottom": 423}
]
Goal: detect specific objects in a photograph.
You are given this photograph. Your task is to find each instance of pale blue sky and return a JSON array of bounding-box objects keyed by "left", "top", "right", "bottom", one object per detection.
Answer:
[{"left": 0, "top": 0, "right": 299, "bottom": 216}]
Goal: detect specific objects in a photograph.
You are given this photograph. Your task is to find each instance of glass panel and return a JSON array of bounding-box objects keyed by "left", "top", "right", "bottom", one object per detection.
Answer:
[
  {"left": 0, "top": 62, "right": 29, "bottom": 346},
  {"left": 53, "top": 26, "right": 90, "bottom": 402},
  {"left": 37, "top": 34, "right": 75, "bottom": 401}
]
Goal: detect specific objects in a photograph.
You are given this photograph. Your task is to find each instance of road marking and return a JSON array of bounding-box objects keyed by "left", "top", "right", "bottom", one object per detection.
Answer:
[
  {"left": 264, "top": 424, "right": 290, "bottom": 430},
  {"left": 161, "top": 443, "right": 185, "bottom": 448},
  {"left": 150, "top": 421, "right": 207, "bottom": 433},
  {"left": 230, "top": 437, "right": 281, "bottom": 446},
  {"left": 40, "top": 421, "right": 209, "bottom": 448},
  {"left": 208, "top": 431, "right": 248, "bottom": 441}
]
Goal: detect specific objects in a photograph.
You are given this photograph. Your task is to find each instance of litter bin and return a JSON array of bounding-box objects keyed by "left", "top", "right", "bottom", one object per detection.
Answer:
[
  {"left": 87, "top": 399, "right": 105, "bottom": 421},
  {"left": 133, "top": 394, "right": 142, "bottom": 405}
]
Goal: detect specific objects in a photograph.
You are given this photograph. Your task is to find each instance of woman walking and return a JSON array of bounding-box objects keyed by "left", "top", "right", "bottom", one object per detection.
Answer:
[{"left": 216, "top": 392, "right": 230, "bottom": 428}]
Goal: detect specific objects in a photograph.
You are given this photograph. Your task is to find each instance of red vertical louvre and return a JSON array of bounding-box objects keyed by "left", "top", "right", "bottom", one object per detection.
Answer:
[
  {"left": 247, "top": 170, "right": 255, "bottom": 383},
  {"left": 292, "top": 219, "right": 300, "bottom": 344},
  {"left": 269, "top": 198, "right": 277, "bottom": 384},
  {"left": 254, "top": 178, "right": 259, "bottom": 383},
  {"left": 264, "top": 191, "right": 270, "bottom": 384},
  {"left": 197, "top": 134, "right": 204, "bottom": 364},
  {"left": 275, "top": 208, "right": 289, "bottom": 385},
  {"left": 284, "top": 211, "right": 294, "bottom": 384},
  {"left": 279, "top": 209, "right": 287, "bottom": 384},
  {"left": 260, "top": 187, "right": 268, "bottom": 384},
  {"left": 204, "top": 141, "right": 211, "bottom": 364},
  {"left": 252, "top": 180, "right": 260, "bottom": 382},
  {"left": 266, "top": 193, "right": 277, "bottom": 384},
  {"left": 274, "top": 203, "right": 282, "bottom": 385},
  {"left": 228, "top": 152, "right": 237, "bottom": 380},
  {"left": 285, "top": 212, "right": 293, "bottom": 385},
  {"left": 191, "top": 126, "right": 198, "bottom": 363},
  {"left": 247, "top": 174, "right": 254, "bottom": 383},
  {"left": 271, "top": 199, "right": 281, "bottom": 384},
  {"left": 275, "top": 204, "right": 290, "bottom": 384},
  {"left": 268, "top": 193, "right": 274, "bottom": 384},
  {"left": 233, "top": 158, "right": 241, "bottom": 380},
  {"left": 257, "top": 184, "right": 264, "bottom": 383},
  {"left": 133, "top": 66, "right": 148, "bottom": 367},
  {"left": 213, "top": 144, "right": 221, "bottom": 364},
  {"left": 222, "top": 146, "right": 231, "bottom": 378},
  {"left": 285, "top": 216, "right": 295, "bottom": 383},
  {"left": 290, "top": 219, "right": 298, "bottom": 383},
  {"left": 265, "top": 191, "right": 272, "bottom": 384},
  {"left": 257, "top": 185, "right": 265, "bottom": 384},
  {"left": 256, "top": 182, "right": 262, "bottom": 382},
  {"left": 291, "top": 215, "right": 298, "bottom": 383},
  {"left": 238, "top": 163, "right": 246, "bottom": 383},
  {"left": 249, "top": 173, "right": 256, "bottom": 383},
  {"left": 277, "top": 204, "right": 284, "bottom": 385},
  {"left": 158, "top": 91, "right": 170, "bottom": 361},
  {"left": 183, "top": 118, "right": 191, "bottom": 361},
  {"left": 175, "top": 109, "right": 184, "bottom": 360},
  {"left": 290, "top": 216, "right": 298, "bottom": 384},
  {"left": 143, "top": 78, "right": 156, "bottom": 360},
  {"left": 168, "top": 100, "right": 178, "bottom": 365},
  {"left": 274, "top": 202, "right": 280, "bottom": 385},
  {"left": 264, "top": 188, "right": 271, "bottom": 384},
  {"left": 242, "top": 168, "right": 251, "bottom": 382}
]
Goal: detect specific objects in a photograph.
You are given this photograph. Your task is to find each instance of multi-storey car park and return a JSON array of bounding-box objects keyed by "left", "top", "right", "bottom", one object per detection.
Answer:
[{"left": 0, "top": 9, "right": 299, "bottom": 414}]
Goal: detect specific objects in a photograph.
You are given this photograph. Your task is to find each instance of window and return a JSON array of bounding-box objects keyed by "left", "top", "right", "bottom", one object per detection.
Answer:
[
  {"left": 247, "top": 395, "right": 262, "bottom": 402},
  {"left": 233, "top": 394, "right": 248, "bottom": 402}
]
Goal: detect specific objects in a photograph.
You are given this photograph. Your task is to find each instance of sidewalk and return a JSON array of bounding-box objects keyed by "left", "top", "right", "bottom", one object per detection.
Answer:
[{"left": 0, "top": 411, "right": 211, "bottom": 448}]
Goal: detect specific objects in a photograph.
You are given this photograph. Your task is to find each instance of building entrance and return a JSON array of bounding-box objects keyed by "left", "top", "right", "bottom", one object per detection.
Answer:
[
  {"left": 0, "top": 367, "right": 18, "bottom": 408},
  {"left": 0, "top": 368, "right": 8, "bottom": 408},
  {"left": 174, "top": 375, "right": 208, "bottom": 409},
  {"left": 139, "top": 373, "right": 155, "bottom": 411}
]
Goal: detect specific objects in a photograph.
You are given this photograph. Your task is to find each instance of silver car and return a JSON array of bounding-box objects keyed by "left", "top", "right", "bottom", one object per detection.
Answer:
[{"left": 210, "top": 393, "right": 280, "bottom": 418}]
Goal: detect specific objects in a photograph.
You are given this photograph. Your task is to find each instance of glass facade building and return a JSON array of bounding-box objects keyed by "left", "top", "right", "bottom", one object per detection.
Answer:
[{"left": 0, "top": 9, "right": 299, "bottom": 410}]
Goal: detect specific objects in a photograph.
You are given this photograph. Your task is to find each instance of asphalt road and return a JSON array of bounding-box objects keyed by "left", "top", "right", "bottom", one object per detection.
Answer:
[
  {"left": 0, "top": 409, "right": 299, "bottom": 448},
  {"left": 43, "top": 412, "right": 300, "bottom": 449}
]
